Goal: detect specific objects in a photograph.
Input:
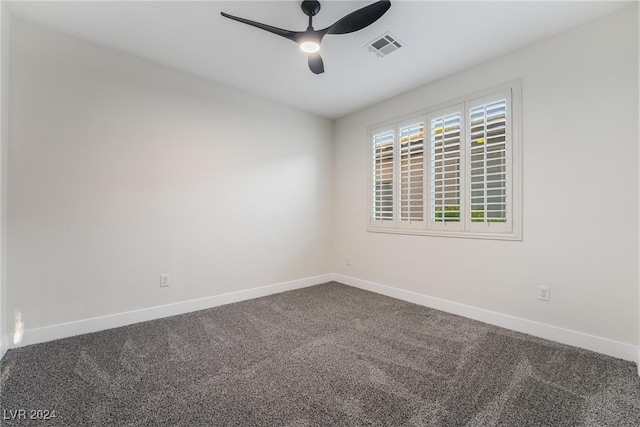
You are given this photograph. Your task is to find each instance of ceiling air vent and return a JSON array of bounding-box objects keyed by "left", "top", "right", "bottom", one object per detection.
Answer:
[{"left": 366, "top": 32, "right": 403, "bottom": 58}]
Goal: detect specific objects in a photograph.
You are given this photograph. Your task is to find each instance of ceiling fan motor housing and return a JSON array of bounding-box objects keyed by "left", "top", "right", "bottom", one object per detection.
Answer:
[{"left": 301, "top": 1, "right": 321, "bottom": 17}]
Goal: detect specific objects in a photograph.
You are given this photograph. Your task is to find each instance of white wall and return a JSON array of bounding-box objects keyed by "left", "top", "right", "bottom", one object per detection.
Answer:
[
  {"left": 7, "top": 18, "right": 333, "bottom": 333},
  {"left": 333, "top": 6, "right": 639, "bottom": 346},
  {"left": 0, "top": 3, "right": 10, "bottom": 358}
]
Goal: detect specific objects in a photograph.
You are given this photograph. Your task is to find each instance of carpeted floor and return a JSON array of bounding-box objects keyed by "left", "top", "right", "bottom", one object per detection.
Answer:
[{"left": 1, "top": 282, "right": 639, "bottom": 426}]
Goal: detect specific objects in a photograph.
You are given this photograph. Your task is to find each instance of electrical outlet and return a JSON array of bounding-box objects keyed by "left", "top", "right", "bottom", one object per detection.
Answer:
[
  {"left": 538, "top": 286, "right": 550, "bottom": 302},
  {"left": 346, "top": 256, "right": 351, "bottom": 265},
  {"left": 160, "top": 273, "right": 170, "bottom": 288}
]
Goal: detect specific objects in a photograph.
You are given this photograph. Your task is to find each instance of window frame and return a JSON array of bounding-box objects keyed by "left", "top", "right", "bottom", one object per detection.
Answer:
[{"left": 367, "top": 80, "right": 522, "bottom": 241}]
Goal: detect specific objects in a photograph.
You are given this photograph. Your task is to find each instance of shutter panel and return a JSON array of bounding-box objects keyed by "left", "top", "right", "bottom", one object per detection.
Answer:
[
  {"left": 468, "top": 93, "right": 510, "bottom": 232},
  {"left": 398, "top": 121, "right": 425, "bottom": 227},
  {"left": 372, "top": 129, "right": 395, "bottom": 223},
  {"left": 430, "top": 108, "right": 463, "bottom": 230}
]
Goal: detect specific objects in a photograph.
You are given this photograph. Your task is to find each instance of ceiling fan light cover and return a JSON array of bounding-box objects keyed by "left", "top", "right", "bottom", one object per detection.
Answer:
[{"left": 300, "top": 41, "right": 321, "bottom": 53}]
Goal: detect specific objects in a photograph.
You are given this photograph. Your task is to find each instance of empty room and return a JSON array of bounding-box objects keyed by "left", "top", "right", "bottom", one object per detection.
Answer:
[{"left": 0, "top": 1, "right": 639, "bottom": 425}]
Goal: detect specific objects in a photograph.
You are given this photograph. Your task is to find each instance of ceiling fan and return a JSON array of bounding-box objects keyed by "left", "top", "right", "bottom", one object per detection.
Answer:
[{"left": 221, "top": 1, "right": 392, "bottom": 75}]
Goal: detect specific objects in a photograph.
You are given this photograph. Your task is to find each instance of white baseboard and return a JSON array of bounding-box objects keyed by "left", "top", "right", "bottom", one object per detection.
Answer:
[
  {"left": 7, "top": 272, "right": 640, "bottom": 374},
  {"left": 333, "top": 274, "right": 639, "bottom": 364},
  {"left": 12, "top": 273, "right": 333, "bottom": 349}
]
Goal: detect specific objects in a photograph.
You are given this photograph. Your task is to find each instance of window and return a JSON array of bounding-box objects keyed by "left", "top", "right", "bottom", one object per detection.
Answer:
[{"left": 369, "top": 82, "right": 521, "bottom": 240}]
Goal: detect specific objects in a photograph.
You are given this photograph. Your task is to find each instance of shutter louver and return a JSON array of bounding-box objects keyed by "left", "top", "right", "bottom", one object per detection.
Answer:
[
  {"left": 469, "top": 99, "right": 507, "bottom": 223},
  {"left": 430, "top": 112, "right": 461, "bottom": 223},
  {"left": 372, "top": 130, "right": 395, "bottom": 221},
  {"left": 399, "top": 122, "right": 425, "bottom": 224}
]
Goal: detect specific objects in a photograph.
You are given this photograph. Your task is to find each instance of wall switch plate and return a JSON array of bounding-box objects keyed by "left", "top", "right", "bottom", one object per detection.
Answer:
[
  {"left": 160, "top": 273, "right": 170, "bottom": 287},
  {"left": 347, "top": 256, "right": 351, "bottom": 265},
  {"left": 538, "top": 286, "right": 550, "bottom": 302}
]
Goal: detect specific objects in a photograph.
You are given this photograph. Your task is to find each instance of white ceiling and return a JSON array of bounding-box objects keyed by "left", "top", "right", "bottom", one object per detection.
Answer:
[{"left": 5, "top": 1, "right": 631, "bottom": 119}]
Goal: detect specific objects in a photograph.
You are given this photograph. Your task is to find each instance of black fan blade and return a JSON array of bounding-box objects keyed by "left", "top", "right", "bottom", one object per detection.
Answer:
[
  {"left": 324, "top": 0, "right": 391, "bottom": 35},
  {"left": 308, "top": 53, "right": 325, "bottom": 74},
  {"left": 221, "top": 12, "right": 300, "bottom": 43}
]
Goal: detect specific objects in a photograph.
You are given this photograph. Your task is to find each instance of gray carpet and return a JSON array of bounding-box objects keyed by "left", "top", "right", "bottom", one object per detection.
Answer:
[{"left": 1, "top": 282, "right": 639, "bottom": 426}]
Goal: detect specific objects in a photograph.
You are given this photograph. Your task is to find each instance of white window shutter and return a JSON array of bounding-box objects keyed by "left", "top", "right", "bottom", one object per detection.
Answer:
[
  {"left": 372, "top": 128, "right": 395, "bottom": 226},
  {"left": 467, "top": 90, "right": 511, "bottom": 233},
  {"left": 398, "top": 121, "right": 425, "bottom": 229},
  {"left": 429, "top": 106, "right": 464, "bottom": 231}
]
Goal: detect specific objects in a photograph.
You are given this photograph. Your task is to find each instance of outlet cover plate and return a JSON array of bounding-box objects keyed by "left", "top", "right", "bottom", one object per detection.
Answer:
[
  {"left": 160, "top": 273, "right": 170, "bottom": 287},
  {"left": 538, "top": 286, "right": 550, "bottom": 302}
]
